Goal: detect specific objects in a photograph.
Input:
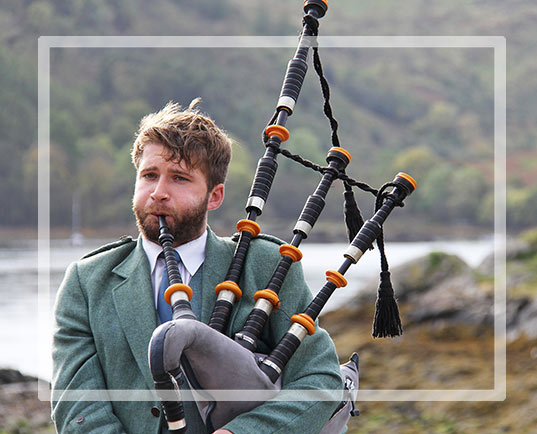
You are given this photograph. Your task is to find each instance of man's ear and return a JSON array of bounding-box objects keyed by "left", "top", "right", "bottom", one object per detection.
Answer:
[{"left": 207, "top": 183, "right": 225, "bottom": 211}]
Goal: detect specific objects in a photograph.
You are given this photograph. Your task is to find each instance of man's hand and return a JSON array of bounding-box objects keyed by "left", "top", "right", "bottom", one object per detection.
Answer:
[{"left": 212, "top": 430, "right": 233, "bottom": 434}]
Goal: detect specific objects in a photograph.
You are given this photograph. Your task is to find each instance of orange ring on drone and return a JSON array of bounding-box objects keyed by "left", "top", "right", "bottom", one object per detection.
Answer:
[
  {"left": 329, "top": 147, "right": 351, "bottom": 162},
  {"left": 164, "top": 283, "right": 193, "bottom": 304},
  {"left": 396, "top": 172, "right": 418, "bottom": 190},
  {"left": 254, "top": 289, "right": 281, "bottom": 309},
  {"left": 236, "top": 219, "right": 261, "bottom": 237},
  {"left": 215, "top": 281, "right": 242, "bottom": 300},
  {"left": 279, "top": 244, "right": 303, "bottom": 262},
  {"left": 265, "top": 125, "right": 290, "bottom": 142},
  {"left": 325, "top": 270, "right": 347, "bottom": 288},
  {"left": 291, "top": 313, "right": 316, "bottom": 335}
]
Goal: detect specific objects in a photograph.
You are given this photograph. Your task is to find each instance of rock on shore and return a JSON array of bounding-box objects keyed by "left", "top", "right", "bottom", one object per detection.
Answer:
[{"left": 0, "top": 369, "right": 52, "bottom": 432}]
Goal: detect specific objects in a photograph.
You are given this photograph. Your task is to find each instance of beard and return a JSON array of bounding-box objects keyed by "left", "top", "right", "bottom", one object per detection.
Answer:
[{"left": 133, "top": 196, "right": 209, "bottom": 246}]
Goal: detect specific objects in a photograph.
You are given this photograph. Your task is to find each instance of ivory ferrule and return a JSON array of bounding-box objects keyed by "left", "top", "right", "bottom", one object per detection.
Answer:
[
  {"left": 277, "top": 96, "right": 296, "bottom": 113},
  {"left": 246, "top": 196, "right": 265, "bottom": 213},
  {"left": 170, "top": 291, "right": 190, "bottom": 305},
  {"left": 168, "top": 419, "right": 186, "bottom": 430},
  {"left": 216, "top": 290, "right": 236, "bottom": 304},
  {"left": 343, "top": 245, "right": 364, "bottom": 264},
  {"left": 288, "top": 322, "right": 308, "bottom": 342},
  {"left": 293, "top": 220, "right": 313, "bottom": 238},
  {"left": 255, "top": 298, "right": 275, "bottom": 316}
]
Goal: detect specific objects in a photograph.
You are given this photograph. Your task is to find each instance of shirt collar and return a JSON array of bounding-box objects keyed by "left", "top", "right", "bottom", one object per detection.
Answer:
[{"left": 141, "top": 229, "right": 207, "bottom": 277}]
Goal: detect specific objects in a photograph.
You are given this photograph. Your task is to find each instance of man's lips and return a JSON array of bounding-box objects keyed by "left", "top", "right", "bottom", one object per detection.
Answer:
[
  {"left": 149, "top": 210, "right": 171, "bottom": 217},
  {"left": 147, "top": 213, "right": 169, "bottom": 225}
]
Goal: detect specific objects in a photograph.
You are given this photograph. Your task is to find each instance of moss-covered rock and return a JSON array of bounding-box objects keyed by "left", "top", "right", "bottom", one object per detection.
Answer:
[{"left": 391, "top": 252, "right": 471, "bottom": 300}]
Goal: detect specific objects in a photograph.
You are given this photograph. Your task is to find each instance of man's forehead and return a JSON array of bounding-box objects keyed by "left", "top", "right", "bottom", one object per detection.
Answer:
[
  {"left": 139, "top": 153, "right": 186, "bottom": 168},
  {"left": 139, "top": 143, "right": 193, "bottom": 169}
]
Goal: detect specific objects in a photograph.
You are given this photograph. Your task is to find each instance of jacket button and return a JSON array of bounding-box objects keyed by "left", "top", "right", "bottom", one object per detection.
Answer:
[
  {"left": 151, "top": 406, "right": 161, "bottom": 417},
  {"left": 76, "top": 416, "right": 85, "bottom": 424}
]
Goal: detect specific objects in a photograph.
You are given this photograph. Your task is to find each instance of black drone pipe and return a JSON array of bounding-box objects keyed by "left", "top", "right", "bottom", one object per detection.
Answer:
[
  {"left": 259, "top": 172, "right": 416, "bottom": 382},
  {"left": 234, "top": 146, "right": 351, "bottom": 352},
  {"left": 148, "top": 216, "right": 199, "bottom": 434},
  {"left": 158, "top": 215, "right": 196, "bottom": 321},
  {"left": 208, "top": 0, "right": 329, "bottom": 333}
]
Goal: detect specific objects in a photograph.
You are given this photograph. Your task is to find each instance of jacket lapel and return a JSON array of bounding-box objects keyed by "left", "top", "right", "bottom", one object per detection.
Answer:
[
  {"left": 111, "top": 238, "right": 158, "bottom": 390},
  {"left": 200, "top": 228, "right": 235, "bottom": 324}
]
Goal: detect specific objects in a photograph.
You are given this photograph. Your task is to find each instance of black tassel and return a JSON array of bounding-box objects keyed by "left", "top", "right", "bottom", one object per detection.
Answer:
[
  {"left": 343, "top": 182, "right": 365, "bottom": 243},
  {"left": 372, "top": 271, "right": 403, "bottom": 338},
  {"left": 372, "top": 192, "right": 403, "bottom": 338}
]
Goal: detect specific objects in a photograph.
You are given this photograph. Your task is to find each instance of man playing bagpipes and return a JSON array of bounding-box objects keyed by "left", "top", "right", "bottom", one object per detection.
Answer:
[
  {"left": 52, "top": 2, "right": 419, "bottom": 432},
  {"left": 51, "top": 99, "right": 345, "bottom": 433}
]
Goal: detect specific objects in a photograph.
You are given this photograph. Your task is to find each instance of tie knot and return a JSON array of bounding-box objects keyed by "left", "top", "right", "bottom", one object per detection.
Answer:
[
  {"left": 157, "top": 249, "right": 182, "bottom": 323},
  {"left": 159, "top": 249, "right": 180, "bottom": 260},
  {"left": 160, "top": 249, "right": 182, "bottom": 285}
]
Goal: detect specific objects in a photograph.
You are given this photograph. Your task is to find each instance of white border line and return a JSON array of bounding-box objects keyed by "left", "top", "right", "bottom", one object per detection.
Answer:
[
  {"left": 37, "top": 36, "right": 52, "bottom": 400},
  {"left": 46, "top": 388, "right": 498, "bottom": 402},
  {"left": 38, "top": 35, "right": 507, "bottom": 402},
  {"left": 493, "top": 36, "right": 507, "bottom": 401}
]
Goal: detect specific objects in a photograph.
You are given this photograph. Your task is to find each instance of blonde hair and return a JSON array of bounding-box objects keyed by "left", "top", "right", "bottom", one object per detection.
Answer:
[{"left": 131, "top": 99, "right": 232, "bottom": 188}]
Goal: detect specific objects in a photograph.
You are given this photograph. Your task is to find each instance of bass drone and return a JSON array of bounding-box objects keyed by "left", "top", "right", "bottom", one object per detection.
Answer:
[{"left": 149, "top": 1, "right": 417, "bottom": 432}]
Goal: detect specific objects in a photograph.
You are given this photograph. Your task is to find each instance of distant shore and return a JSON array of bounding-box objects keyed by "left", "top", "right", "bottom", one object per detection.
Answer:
[{"left": 0, "top": 219, "right": 503, "bottom": 245}]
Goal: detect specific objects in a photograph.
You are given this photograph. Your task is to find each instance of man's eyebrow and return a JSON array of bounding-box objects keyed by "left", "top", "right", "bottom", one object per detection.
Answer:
[
  {"left": 138, "top": 165, "right": 154, "bottom": 171},
  {"left": 138, "top": 165, "right": 191, "bottom": 176},
  {"left": 168, "top": 167, "right": 191, "bottom": 176}
]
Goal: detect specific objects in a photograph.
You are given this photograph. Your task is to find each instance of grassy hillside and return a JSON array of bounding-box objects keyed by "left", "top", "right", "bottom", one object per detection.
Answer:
[{"left": 0, "top": 0, "right": 534, "bottom": 239}]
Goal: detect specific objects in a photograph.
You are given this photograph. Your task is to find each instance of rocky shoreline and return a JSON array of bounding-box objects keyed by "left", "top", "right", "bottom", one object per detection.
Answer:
[{"left": 320, "top": 229, "right": 537, "bottom": 433}]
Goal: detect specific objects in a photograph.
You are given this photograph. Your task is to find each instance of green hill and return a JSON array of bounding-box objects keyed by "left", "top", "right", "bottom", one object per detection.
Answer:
[{"left": 1, "top": 0, "right": 534, "bottom": 239}]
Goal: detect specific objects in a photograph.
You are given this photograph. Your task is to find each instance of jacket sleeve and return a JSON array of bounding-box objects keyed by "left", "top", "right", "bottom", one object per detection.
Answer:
[
  {"left": 51, "top": 262, "right": 127, "bottom": 434},
  {"left": 223, "top": 260, "right": 343, "bottom": 434}
]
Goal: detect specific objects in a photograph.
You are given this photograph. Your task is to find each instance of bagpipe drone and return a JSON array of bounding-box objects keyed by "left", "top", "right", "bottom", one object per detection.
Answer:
[{"left": 148, "top": 1, "right": 417, "bottom": 432}]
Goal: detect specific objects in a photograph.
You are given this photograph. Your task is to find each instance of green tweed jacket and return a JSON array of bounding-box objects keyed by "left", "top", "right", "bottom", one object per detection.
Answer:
[{"left": 51, "top": 228, "right": 342, "bottom": 434}]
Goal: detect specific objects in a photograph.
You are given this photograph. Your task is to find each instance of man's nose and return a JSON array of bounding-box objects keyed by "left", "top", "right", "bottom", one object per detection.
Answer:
[{"left": 150, "top": 178, "right": 170, "bottom": 201}]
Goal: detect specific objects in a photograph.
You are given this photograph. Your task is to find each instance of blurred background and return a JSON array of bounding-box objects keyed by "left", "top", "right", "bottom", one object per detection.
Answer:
[{"left": 0, "top": 0, "right": 535, "bottom": 433}]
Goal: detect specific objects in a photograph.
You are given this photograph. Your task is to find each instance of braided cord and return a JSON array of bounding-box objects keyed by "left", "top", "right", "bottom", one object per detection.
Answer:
[{"left": 276, "top": 147, "right": 378, "bottom": 196}]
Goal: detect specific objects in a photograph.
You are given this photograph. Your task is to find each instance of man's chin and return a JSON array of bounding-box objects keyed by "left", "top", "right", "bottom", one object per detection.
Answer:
[{"left": 136, "top": 216, "right": 160, "bottom": 244}]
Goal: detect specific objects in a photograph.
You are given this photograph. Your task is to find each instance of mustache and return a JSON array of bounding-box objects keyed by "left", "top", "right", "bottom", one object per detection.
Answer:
[{"left": 146, "top": 208, "right": 174, "bottom": 216}]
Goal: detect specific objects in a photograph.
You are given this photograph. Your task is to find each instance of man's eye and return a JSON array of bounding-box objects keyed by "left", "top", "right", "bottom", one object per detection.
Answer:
[
  {"left": 174, "top": 175, "right": 187, "bottom": 182},
  {"left": 143, "top": 173, "right": 157, "bottom": 179}
]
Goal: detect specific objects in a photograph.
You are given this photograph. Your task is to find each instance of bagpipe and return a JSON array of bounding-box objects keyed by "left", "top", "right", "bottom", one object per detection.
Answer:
[{"left": 148, "top": 1, "right": 417, "bottom": 432}]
